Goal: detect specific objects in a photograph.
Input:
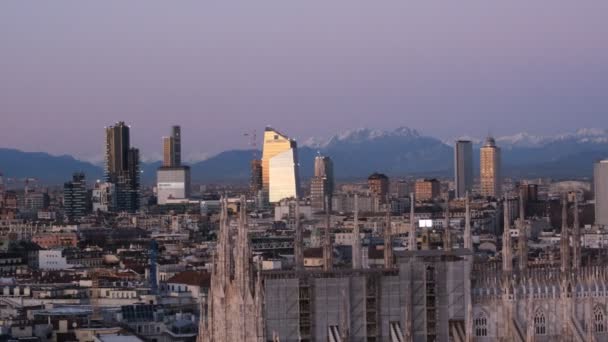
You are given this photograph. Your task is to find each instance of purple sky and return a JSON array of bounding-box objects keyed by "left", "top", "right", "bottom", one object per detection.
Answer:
[{"left": 1, "top": 1, "right": 608, "bottom": 162}]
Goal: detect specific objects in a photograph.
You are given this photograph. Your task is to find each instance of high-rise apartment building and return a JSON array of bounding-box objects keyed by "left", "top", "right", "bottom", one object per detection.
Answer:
[
  {"left": 415, "top": 178, "right": 441, "bottom": 201},
  {"left": 368, "top": 172, "right": 389, "bottom": 200},
  {"left": 262, "top": 127, "right": 300, "bottom": 203},
  {"left": 454, "top": 140, "right": 473, "bottom": 198},
  {"left": 63, "top": 172, "right": 88, "bottom": 222},
  {"left": 595, "top": 160, "right": 608, "bottom": 226},
  {"left": 480, "top": 137, "right": 501, "bottom": 198},
  {"left": 105, "top": 122, "right": 140, "bottom": 213},
  {"left": 310, "top": 155, "right": 334, "bottom": 211}
]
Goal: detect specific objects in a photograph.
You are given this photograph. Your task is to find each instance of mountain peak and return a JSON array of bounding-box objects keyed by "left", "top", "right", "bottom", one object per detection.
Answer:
[{"left": 303, "top": 127, "right": 421, "bottom": 148}]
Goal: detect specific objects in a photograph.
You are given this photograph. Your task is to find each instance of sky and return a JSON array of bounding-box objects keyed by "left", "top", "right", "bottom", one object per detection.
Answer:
[{"left": 1, "top": 1, "right": 608, "bottom": 163}]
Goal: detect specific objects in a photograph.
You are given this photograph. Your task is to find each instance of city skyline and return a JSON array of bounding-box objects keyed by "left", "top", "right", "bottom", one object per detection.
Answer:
[{"left": 2, "top": 1, "right": 608, "bottom": 162}]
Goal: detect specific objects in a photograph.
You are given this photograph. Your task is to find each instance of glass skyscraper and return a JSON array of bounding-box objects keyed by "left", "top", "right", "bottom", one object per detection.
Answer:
[
  {"left": 262, "top": 127, "right": 300, "bottom": 203},
  {"left": 105, "top": 121, "right": 140, "bottom": 213}
]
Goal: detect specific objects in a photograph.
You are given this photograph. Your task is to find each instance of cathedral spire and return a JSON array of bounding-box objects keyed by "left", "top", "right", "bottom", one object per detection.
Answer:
[
  {"left": 409, "top": 192, "right": 417, "bottom": 251},
  {"left": 235, "top": 195, "right": 251, "bottom": 293},
  {"left": 384, "top": 195, "right": 394, "bottom": 268},
  {"left": 464, "top": 192, "right": 472, "bottom": 250},
  {"left": 216, "top": 197, "right": 232, "bottom": 284},
  {"left": 518, "top": 189, "right": 528, "bottom": 273},
  {"left": 444, "top": 199, "right": 452, "bottom": 252},
  {"left": 294, "top": 200, "right": 304, "bottom": 271},
  {"left": 561, "top": 193, "right": 571, "bottom": 276},
  {"left": 572, "top": 196, "right": 582, "bottom": 273},
  {"left": 502, "top": 200, "right": 512, "bottom": 275},
  {"left": 352, "top": 194, "right": 362, "bottom": 269},
  {"left": 323, "top": 196, "right": 333, "bottom": 271}
]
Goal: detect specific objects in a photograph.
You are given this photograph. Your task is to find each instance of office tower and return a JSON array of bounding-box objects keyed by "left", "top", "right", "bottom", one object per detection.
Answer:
[
  {"left": 262, "top": 127, "right": 300, "bottom": 203},
  {"left": 162, "top": 125, "right": 181, "bottom": 167},
  {"left": 157, "top": 125, "right": 190, "bottom": 204},
  {"left": 172, "top": 125, "right": 181, "bottom": 166},
  {"left": 415, "top": 178, "right": 441, "bottom": 201},
  {"left": 63, "top": 172, "right": 88, "bottom": 222},
  {"left": 454, "top": 140, "right": 473, "bottom": 198},
  {"left": 368, "top": 172, "right": 389, "bottom": 199},
  {"left": 162, "top": 136, "right": 174, "bottom": 167},
  {"left": 595, "top": 160, "right": 608, "bottom": 226},
  {"left": 314, "top": 155, "right": 334, "bottom": 187},
  {"left": 157, "top": 167, "right": 191, "bottom": 204},
  {"left": 250, "top": 159, "right": 263, "bottom": 195},
  {"left": 105, "top": 122, "right": 140, "bottom": 213},
  {"left": 480, "top": 137, "right": 501, "bottom": 198},
  {"left": 310, "top": 155, "right": 334, "bottom": 211}
]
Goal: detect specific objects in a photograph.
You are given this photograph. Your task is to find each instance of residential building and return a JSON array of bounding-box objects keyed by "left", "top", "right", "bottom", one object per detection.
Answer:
[
  {"left": 368, "top": 172, "right": 389, "bottom": 201},
  {"left": 415, "top": 178, "right": 440, "bottom": 201},
  {"left": 105, "top": 121, "right": 140, "bottom": 212},
  {"left": 63, "top": 172, "right": 88, "bottom": 221}
]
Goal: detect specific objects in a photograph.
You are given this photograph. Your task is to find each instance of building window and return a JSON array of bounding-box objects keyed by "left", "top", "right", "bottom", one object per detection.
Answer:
[
  {"left": 474, "top": 314, "right": 488, "bottom": 337},
  {"left": 534, "top": 309, "right": 546, "bottom": 335},
  {"left": 595, "top": 306, "right": 605, "bottom": 333}
]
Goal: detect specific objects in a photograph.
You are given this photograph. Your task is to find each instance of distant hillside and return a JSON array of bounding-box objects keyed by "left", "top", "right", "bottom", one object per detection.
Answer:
[
  {"left": 2, "top": 127, "right": 608, "bottom": 184},
  {"left": 0, "top": 148, "right": 103, "bottom": 184}
]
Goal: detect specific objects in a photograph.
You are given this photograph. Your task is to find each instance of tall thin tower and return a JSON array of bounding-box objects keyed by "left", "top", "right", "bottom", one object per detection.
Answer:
[{"left": 454, "top": 140, "right": 473, "bottom": 198}]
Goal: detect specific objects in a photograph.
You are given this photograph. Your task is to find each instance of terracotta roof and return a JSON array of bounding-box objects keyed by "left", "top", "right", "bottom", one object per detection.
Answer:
[{"left": 166, "top": 270, "right": 210, "bottom": 288}]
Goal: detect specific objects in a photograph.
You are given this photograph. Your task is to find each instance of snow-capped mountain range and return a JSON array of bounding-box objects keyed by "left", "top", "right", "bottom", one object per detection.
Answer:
[
  {"left": 304, "top": 127, "right": 608, "bottom": 149},
  {"left": 1, "top": 127, "right": 607, "bottom": 183}
]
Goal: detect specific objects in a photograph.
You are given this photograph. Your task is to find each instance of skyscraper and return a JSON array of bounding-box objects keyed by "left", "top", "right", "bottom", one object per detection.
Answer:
[
  {"left": 63, "top": 172, "right": 88, "bottom": 222},
  {"left": 594, "top": 160, "right": 608, "bottom": 226},
  {"left": 162, "top": 125, "right": 181, "bottom": 167},
  {"left": 310, "top": 155, "right": 334, "bottom": 211},
  {"left": 250, "top": 159, "right": 263, "bottom": 195},
  {"left": 162, "top": 136, "right": 174, "bottom": 167},
  {"left": 262, "top": 127, "right": 300, "bottom": 203},
  {"left": 105, "top": 121, "right": 130, "bottom": 180},
  {"left": 105, "top": 122, "right": 140, "bottom": 213},
  {"left": 172, "top": 125, "right": 181, "bottom": 166},
  {"left": 157, "top": 125, "right": 190, "bottom": 204},
  {"left": 454, "top": 140, "right": 473, "bottom": 198},
  {"left": 480, "top": 137, "right": 501, "bottom": 198}
]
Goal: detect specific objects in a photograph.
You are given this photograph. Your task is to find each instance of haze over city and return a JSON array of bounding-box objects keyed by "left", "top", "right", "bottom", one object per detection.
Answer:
[{"left": 2, "top": 1, "right": 608, "bottom": 162}]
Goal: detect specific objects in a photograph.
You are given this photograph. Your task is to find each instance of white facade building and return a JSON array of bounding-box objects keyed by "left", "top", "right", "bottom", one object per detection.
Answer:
[
  {"left": 157, "top": 167, "right": 191, "bottom": 205},
  {"left": 38, "top": 250, "right": 70, "bottom": 270}
]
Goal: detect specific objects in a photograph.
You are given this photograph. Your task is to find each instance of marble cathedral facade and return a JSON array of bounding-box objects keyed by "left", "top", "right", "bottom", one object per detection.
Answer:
[{"left": 199, "top": 194, "right": 608, "bottom": 342}]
